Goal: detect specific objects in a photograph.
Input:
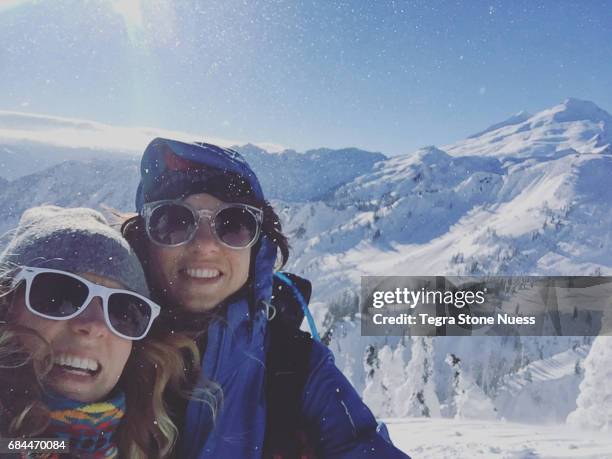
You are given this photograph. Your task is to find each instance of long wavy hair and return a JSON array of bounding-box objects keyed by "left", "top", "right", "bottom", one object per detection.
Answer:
[{"left": 0, "top": 264, "right": 217, "bottom": 459}]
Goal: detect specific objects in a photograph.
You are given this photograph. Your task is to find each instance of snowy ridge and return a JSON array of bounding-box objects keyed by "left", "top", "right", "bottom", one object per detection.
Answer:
[
  {"left": 499, "top": 345, "right": 588, "bottom": 391},
  {"left": 467, "top": 110, "right": 532, "bottom": 139},
  {"left": 233, "top": 144, "right": 386, "bottom": 201}
]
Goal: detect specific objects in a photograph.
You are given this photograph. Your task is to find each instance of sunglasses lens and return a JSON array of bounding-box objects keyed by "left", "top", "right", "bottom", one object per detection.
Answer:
[
  {"left": 148, "top": 203, "right": 197, "bottom": 245},
  {"left": 108, "top": 293, "right": 153, "bottom": 338},
  {"left": 214, "top": 207, "right": 259, "bottom": 248},
  {"left": 29, "top": 273, "right": 89, "bottom": 317}
]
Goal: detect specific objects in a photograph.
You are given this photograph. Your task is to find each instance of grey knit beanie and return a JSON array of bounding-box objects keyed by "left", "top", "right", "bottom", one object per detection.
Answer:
[{"left": 0, "top": 205, "right": 149, "bottom": 297}]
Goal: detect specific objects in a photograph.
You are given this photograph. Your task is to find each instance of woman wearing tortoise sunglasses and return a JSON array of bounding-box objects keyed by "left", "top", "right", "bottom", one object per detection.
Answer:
[
  {"left": 0, "top": 205, "right": 211, "bottom": 459},
  {"left": 122, "top": 138, "right": 409, "bottom": 458}
]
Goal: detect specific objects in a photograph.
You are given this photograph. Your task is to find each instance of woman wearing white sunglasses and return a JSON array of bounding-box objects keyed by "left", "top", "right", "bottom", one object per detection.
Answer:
[{"left": 0, "top": 205, "right": 211, "bottom": 459}]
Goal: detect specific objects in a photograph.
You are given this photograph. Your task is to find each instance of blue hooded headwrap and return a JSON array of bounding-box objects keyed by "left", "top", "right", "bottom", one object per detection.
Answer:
[{"left": 136, "top": 137, "right": 265, "bottom": 211}]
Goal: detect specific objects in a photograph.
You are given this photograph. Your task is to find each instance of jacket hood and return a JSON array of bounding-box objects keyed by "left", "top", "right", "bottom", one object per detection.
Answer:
[{"left": 136, "top": 137, "right": 265, "bottom": 212}]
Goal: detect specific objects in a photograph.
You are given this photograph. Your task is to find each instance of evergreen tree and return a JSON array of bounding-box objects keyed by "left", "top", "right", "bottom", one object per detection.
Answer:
[
  {"left": 566, "top": 337, "right": 612, "bottom": 430},
  {"left": 395, "top": 337, "right": 440, "bottom": 418},
  {"left": 567, "top": 306, "right": 612, "bottom": 430},
  {"left": 363, "top": 344, "right": 389, "bottom": 417},
  {"left": 445, "top": 352, "right": 499, "bottom": 420}
]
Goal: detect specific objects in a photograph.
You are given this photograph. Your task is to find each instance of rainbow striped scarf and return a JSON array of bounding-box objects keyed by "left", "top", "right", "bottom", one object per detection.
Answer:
[{"left": 42, "top": 390, "right": 125, "bottom": 459}]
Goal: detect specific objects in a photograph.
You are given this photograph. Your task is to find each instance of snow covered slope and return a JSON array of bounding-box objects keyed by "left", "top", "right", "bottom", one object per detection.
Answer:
[
  {"left": 388, "top": 417, "right": 612, "bottom": 458},
  {"left": 494, "top": 345, "right": 590, "bottom": 423}
]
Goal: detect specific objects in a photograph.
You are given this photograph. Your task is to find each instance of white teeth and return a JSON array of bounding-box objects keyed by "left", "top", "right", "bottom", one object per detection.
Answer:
[
  {"left": 185, "top": 268, "right": 221, "bottom": 279},
  {"left": 55, "top": 354, "right": 99, "bottom": 372}
]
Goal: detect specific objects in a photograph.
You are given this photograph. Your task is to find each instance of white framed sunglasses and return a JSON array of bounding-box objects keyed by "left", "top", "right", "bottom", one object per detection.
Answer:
[
  {"left": 142, "top": 199, "right": 263, "bottom": 249},
  {"left": 12, "top": 266, "right": 161, "bottom": 341}
]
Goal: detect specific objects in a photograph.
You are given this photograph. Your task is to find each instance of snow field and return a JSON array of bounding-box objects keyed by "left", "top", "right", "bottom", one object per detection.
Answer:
[{"left": 387, "top": 418, "right": 612, "bottom": 459}]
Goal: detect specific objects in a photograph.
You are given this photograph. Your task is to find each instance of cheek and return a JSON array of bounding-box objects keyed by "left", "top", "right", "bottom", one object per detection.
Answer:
[
  {"left": 149, "top": 246, "right": 179, "bottom": 282},
  {"left": 233, "top": 250, "right": 251, "bottom": 285},
  {"left": 110, "top": 339, "right": 132, "bottom": 377},
  {"left": 12, "top": 301, "right": 61, "bottom": 344}
]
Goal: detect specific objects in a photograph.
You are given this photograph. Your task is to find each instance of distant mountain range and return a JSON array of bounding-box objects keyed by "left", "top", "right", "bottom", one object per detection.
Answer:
[
  {"left": 2, "top": 97, "right": 611, "bottom": 282},
  {"left": 0, "top": 110, "right": 386, "bottom": 202}
]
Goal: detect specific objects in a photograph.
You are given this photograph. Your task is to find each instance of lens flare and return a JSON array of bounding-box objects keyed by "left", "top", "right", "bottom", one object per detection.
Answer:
[{"left": 108, "top": 0, "right": 143, "bottom": 30}]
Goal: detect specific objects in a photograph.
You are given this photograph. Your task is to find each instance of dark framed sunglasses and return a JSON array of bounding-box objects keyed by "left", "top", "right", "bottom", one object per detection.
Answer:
[
  {"left": 11, "top": 267, "right": 161, "bottom": 340},
  {"left": 142, "top": 200, "right": 263, "bottom": 249}
]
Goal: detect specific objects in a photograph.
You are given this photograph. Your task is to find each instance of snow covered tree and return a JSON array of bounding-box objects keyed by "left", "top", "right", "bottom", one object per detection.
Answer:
[
  {"left": 395, "top": 337, "right": 440, "bottom": 418},
  {"left": 566, "top": 336, "right": 612, "bottom": 430},
  {"left": 567, "top": 306, "right": 612, "bottom": 430},
  {"left": 363, "top": 345, "right": 389, "bottom": 417},
  {"left": 444, "top": 353, "right": 498, "bottom": 420},
  {"left": 441, "top": 353, "right": 461, "bottom": 417},
  {"left": 363, "top": 342, "right": 410, "bottom": 417},
  {"left": 387, "top": 340, "right": 409, "bottom": 415}
]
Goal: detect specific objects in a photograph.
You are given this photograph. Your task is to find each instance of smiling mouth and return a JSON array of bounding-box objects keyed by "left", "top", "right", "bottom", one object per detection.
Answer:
[
  {"left": 54, "top": 354, "right": 101, "bottom": 377},
  {"left": 183, "top": 268, "right": 222, "bottom": 280}
]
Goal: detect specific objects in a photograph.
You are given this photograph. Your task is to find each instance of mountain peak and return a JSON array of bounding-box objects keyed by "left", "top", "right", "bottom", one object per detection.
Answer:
[
  {"left": 546, "top": 98, "right": 611, "bottom": 124},
  {"left": 233, "top": 143, "right": 270, "bottom": 155},
  {"left": 444, "top": 98, "right": 611, "bottom": 158},
  {"left": 411, "top": 145, "right": 450, "bottom": 163},
  {"left": 562, "top": 97, "right": 602, "bottom": 110}
]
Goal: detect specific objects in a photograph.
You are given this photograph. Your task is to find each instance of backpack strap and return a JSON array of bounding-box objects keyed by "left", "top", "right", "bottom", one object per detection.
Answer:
[
  {"left": 274, "top": 272, "right": 321, "bottom": 342},
  {"left": 263, "top": 273, "right": 317, "bottom": 459}
]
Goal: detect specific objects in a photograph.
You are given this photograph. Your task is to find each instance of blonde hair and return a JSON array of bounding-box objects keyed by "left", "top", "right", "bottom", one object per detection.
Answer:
[{"left": 0, "top": 265, "right": 218, "bottom": 459}]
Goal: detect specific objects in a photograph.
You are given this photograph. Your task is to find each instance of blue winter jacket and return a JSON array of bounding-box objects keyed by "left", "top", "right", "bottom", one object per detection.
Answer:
[{"left": 179, "top": 235, "right": 409, "bottom": 458}]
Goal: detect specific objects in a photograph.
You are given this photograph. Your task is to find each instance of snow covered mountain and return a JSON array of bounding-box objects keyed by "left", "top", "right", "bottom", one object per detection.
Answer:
[
  {"left": 443, "top": 98, "right": 612, "bottom": 158},
  {"left": 233, "top": 144, "right": 386, "bottom": 201},
  {"left": 0, "top": 111, "right": 385, "bottom": 213},
  {"left": 0, "top": 110, "right": 150, "bottom": 179},
  {"left": 1, "top": 98, "right": 610, "bottom": 429},
  {"left": 281, "top": 98, "right": 612, "bottom": 304},
  {"left": 0, "top": 142, "right": 137, "bottom": 181},
  {"left": 0, "top": 159, "right": 141, "bottom": 235}
]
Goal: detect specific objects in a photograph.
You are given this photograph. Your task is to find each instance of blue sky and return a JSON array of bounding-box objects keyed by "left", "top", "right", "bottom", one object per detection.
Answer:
[{"left": 1, "top": 0, "right": 611, "bottom": 155}]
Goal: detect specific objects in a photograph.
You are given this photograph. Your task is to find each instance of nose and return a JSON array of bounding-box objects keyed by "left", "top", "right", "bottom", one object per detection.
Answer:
[
  {"left": 189, "top": 216, "right": 221, "bottom": 254},
  {"left": 69, "top": 297, "right": 109, "bottom": 339}
]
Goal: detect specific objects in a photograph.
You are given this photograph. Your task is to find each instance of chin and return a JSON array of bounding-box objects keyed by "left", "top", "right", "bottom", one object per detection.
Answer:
[
  {"left": 182, "top": 299, "right": 218, "bottom": 313},
  {"left": 51, "top": 387, "right": 96, "bottom": 403}
]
